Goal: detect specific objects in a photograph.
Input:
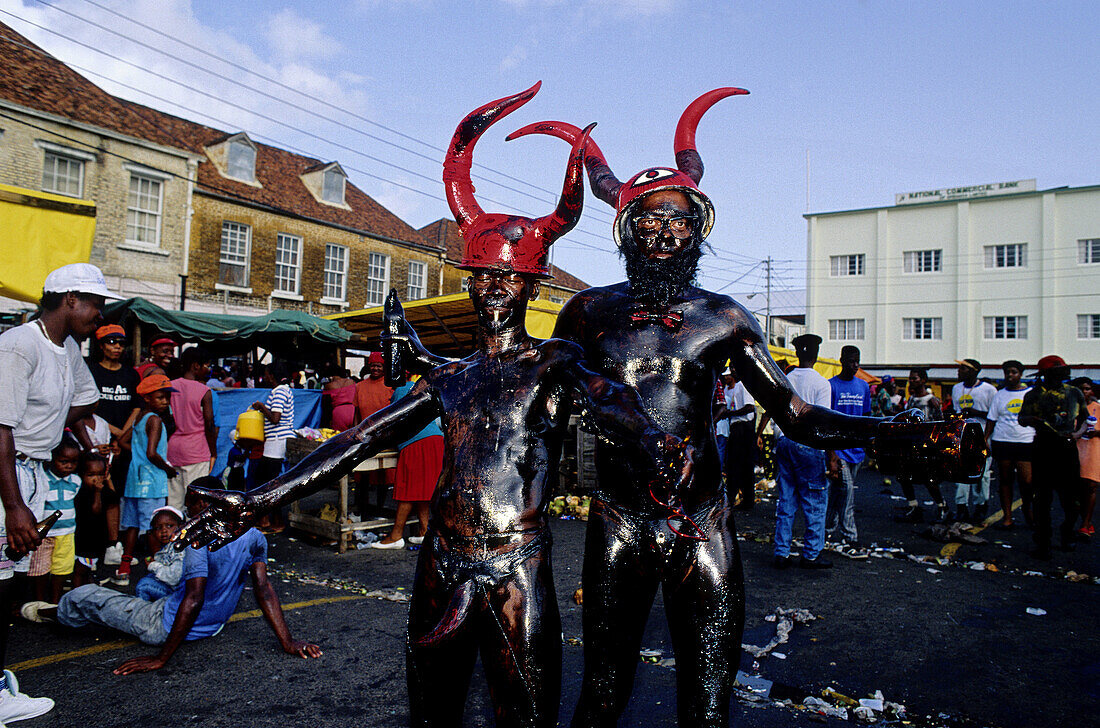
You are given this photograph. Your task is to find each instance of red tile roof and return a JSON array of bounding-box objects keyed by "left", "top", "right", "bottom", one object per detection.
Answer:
[
  {"left": 418, "top": 218, "right": 590, "bottom": 292},
  {"left": 0, "top": 21, "right": 438, "bottom": 252}
]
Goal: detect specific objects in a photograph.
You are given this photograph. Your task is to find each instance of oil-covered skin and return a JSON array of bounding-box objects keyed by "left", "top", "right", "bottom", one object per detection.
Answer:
[{"left": 178, "top": 269, "right": 692, "bottom": 728}]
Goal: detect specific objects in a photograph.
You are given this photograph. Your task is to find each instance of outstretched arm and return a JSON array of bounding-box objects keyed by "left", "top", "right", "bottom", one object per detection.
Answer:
[
  {"left": 727, "top": 310, "right": 880, "bottom": 450},
  {"left": 250, "top": 562, "right": 322, "bottom": 659},
  {"left": 381, "top": 314, "right": 455, "bottom": 375},
  {"left": 115, "top": 576, "right": 205, "bottom": 674},
  {"left": 178, "top": 384, "right": 441, "bottom": 550}
]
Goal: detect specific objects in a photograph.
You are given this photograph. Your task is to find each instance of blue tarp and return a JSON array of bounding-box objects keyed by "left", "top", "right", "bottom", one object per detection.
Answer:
[{"left": 210, "top": 388, "right": 322, "bottom": 477}]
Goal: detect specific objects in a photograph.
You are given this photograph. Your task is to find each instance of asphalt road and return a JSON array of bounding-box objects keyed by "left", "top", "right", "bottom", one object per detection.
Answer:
[{"left": 9, "top": 467, "right": 1098, "bottom": 728}]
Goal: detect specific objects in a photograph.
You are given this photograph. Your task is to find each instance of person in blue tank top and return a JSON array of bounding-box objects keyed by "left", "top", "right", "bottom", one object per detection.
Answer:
[{"left": 112, "top": 375, "right": 177, "bottom": 587}]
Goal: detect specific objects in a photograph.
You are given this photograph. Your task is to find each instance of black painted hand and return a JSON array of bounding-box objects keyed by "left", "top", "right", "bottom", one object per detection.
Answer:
[{"left": 174, "top": 485, "right": 261, "bottom": 552}]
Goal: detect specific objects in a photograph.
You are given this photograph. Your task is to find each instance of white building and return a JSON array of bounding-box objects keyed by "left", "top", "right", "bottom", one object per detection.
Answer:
[{"left": 805, "top": 181, "right": 1100, "bottom": 375}]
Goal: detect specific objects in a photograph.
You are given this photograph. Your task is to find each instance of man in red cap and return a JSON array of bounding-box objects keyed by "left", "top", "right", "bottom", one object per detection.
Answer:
[
  {"left": 353, "top": 352, "right": 394, "bottom": 515},
  {"left": 1019, "top": 355, "right": 1087, "bottom": 559},
  {"left": 176, "top": 85, "right": 695, "bottom": 728}
]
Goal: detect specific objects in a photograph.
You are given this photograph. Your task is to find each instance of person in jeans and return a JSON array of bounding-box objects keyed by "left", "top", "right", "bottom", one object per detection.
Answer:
[
  {"left": 770, "top": 334, "right": 833, "bottom": 569},
  {"left": 168, "top": 347, "right": 217, "bottom": 511},
  {"left": 32, "top": 486, "right": 321, "bottom": 673},
  {"left": 826, "top": 345, "right": 871, "bottom": 549},
  {"left": 0, "top": 263, "right": 116, "bottom": 723}
]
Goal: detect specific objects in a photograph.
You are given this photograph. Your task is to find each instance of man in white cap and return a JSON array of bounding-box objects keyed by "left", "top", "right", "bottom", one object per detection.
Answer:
[{"left": 0, "top": 262, "right": 119, "bottom": 722}]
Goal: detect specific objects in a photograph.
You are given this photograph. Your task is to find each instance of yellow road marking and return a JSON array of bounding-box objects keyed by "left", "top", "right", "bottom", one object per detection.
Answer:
[
  {"left": 940, "top": 499, "right": 1022, "bottom": 560},
  {"left": 8, "top": 594, "right": 366, "bottom": 673}
]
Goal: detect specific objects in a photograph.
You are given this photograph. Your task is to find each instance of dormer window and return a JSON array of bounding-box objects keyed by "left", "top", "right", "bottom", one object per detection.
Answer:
[
  {"left": 205, "top": 133, "right": 260, "bottom": 186},
  {"left": 300, "top": 161, "right": 350, "bottom": 208},
  {"left": 227, "top": 138, "right": 256, "bottom": 182},
  {"left": 322, "top": 168, "right": 345, "bottom": 205}
]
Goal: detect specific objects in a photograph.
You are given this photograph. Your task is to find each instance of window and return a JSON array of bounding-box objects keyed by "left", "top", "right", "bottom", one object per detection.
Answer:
[
  {"left": 42, "top": 151, "right": 84, "bottom": 197},
  {"left": 460, "top": 277, "right": 469, "bottom": 292},
  {"left": 983, "top": 315, "right": 1027, "bottom": 340},
  {"left": 323, "top": 244, "right": 349, "bottom": 302},
  {"left": 322, "top": 169, "right": 345, "bottom": 205},
  {"left": 549, "top": 295, "right": 566, "bottom": 305},
  {"left": 1079, "top": 314, "right": 1100, "bottom": 340},
  {"left": 828, "top": 319, "right": 865, "bottom": 341},
  {"left": 407, "top": 261, "right": 426, "bottom": 301},
  {"left": 903, "top": 249, "right": 941, "bottom": 273},
  {"left": 274, "top": 234, "right": 301, "bottom": 294},
  {"left": 227, "top": 139, "right": 256, "bottom": 182},
  {"left": 1079, "top": 239, "right": 1100, "bottom": 265},
  {"left": 125, "top": 173, "right": 163, "bottom": 246},
  {"left": 367, "top": 252, "right": 389, "bottom": 305},
  {"left": 903, "top": 317, "right": 942, "bottom": 340},
  {"left": 984, "top": 243, "right": 1027, "bottom": 269},
  {"left": 830, "top": 254, "right": 864, "bottom": 277},
  {"left": 219, "top": 222, "right": 251, "bottom": 287}
]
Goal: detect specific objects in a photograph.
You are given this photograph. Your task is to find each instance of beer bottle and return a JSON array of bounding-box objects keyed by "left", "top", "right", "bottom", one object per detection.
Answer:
[{"left": 4, "top": 510, "right": 63, "bottom": 561}]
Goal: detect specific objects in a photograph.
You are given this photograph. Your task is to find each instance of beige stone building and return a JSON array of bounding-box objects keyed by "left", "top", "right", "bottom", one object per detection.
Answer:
[{"left": 0, "top": 21, "right": 201, "bottom": 309}]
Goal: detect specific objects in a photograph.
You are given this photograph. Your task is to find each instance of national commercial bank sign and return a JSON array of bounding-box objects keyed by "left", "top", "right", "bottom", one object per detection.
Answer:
[{"left": 895, "top": 179, "right": 1037, "bottom": 206}]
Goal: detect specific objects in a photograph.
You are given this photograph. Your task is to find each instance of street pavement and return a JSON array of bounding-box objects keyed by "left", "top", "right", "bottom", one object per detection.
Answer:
[{"left": 9, "top": 466, "right": 1098, "bottom": 728}]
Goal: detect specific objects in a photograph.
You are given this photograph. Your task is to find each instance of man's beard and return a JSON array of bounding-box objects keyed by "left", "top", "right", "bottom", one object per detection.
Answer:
[{"left": 620, "top": 231, "right": 704, "bottom": 306}]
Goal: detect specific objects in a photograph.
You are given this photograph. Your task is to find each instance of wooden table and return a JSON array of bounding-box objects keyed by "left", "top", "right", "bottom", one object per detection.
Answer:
[{"left": 284, "top": 438, "right": 398, "bottom": 553}]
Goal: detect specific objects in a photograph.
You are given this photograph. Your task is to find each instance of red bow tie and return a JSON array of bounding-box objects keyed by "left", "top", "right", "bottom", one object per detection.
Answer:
[{"left": 629, "top": 308, "right": 683, "bottom": 330}]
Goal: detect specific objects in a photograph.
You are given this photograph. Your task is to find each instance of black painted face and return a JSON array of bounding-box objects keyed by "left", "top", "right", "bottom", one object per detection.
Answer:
[
  {"left": 467, "top": 269, "right": 539, "bottom": 334},
  {"left": 634, "top": 190, "right": 696, "bottom": 261}
]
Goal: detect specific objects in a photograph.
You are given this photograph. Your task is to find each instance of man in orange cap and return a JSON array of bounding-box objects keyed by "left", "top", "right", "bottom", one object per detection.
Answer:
[{"left": 1019, "top": 355, "right": 1087, "bottom": 559}]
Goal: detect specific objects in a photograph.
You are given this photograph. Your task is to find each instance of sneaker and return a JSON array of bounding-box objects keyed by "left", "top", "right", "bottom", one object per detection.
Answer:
[
  {"left": 369, "top": 538, "right": 405, "bottom": 550},
  {"left": 1078, "top": 524, "right": 1095, "bottom": 538},
  {"left": 408, "top": 536, "right": 424, "bottom": 545},
  {"left": 102, "top": 542, "right": 123, "bottom": 566},
  {"left": 798, "top": 555, "right": 833, "bottom": 569},
  {"left": 0, "top": 670, "right": 54, "bottom": 723},
  {"left": 18, "top": 602, "right": 55, "bottom": 624},
  {"left": 110, "top": 567, "right": 130, "bottom": 587}
]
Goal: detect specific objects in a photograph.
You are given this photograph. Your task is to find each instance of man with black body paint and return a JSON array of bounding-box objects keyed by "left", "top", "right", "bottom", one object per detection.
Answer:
[{"left": 176, "top": 84, "right": 694, "bottom": 728}]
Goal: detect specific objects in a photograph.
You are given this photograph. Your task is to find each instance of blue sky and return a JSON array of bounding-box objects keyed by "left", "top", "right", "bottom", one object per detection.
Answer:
[{"left": 4, "top": 0, "right": 1097, "bottom": 299}]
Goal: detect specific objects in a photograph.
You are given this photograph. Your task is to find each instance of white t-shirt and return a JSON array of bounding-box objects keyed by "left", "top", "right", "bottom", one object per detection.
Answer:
[
  {"left": 774, "top": 366, "right": 831, "bottom": 438},
  {"left": 83, "top": 414, "right": 114, "bottom": 465},
  {"left": 730, "top": 381, "right": 755, "bottom": 423},
  {"left": 951, "top": 380, "right": 997, "bottom": 422},
  {"left": 0, "top": 322, "right": 99, "bottom": 459},
  {"left": 987, "top": 387, "right": 1035, "bottom": 444}
]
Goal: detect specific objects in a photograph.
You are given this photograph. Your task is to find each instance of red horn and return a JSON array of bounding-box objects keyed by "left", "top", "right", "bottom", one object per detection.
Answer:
[
  {"left": 508, "top": 120, "right": 622, "bottom": 209},
  {"left": 444, "top": 81, "right": 542, "bottom": 234},
  {"left": 673, "top": 87, "right": 748, "bottom": 184},
  {"left": 532, "top": 122, "right": 595, "bottom": 243}
]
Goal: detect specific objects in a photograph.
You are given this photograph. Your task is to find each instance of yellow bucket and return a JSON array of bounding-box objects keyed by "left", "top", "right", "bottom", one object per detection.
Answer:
[{"left": 236, "top": 409, "right": 266, "bottom": 442}]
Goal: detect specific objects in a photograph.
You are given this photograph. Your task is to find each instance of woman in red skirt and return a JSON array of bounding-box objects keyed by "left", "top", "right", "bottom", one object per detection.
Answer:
[{"left": 371, "top": 377, "right": 444, "bottom": 549}]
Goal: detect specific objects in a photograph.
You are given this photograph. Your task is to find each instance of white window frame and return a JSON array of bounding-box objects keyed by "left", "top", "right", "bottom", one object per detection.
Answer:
[
  {"left": 367, "top": 252, "right": 390, "bottom": 306},
  {"left": 829, "top": 254, "right": 865, "bottom": 277},
  {"left": 903, "top": 249, "right": 941, "bottom": 273},
  {"left": 902, "top": 317, "right": 942, "bottom": 341},
  {"left": 406, "top": 260, "right": 426, "bottom": 301},
  {"left": 39, "top": 142, "right": 92, "bottom": 198},
  {"left": 322, "top": 243, "right": 349, "bottom": 304},
  {"left": 828, "top": 318, "right": 865, "bottom": 341},
  {"left": 1079, "top": 239, "right": 1100, "bottom": 265},
  {"left": 218, "top": 221, "right": 252, "bottom": 290},
  {"left": 549, "top": 295, "right": 567, "bottom": 305},
  {"left": 983, "top": 315, "right": 1027, "bottom": 340},
  {"left": 984, "top": 243, "right": 1027, "bottom": 269},
  {"left": 273, "top": 233, "right": 302, "bottom": 297},
  {"left": 1078, "top": 314, "right": 1100, "bottom": 340},
  {"left": 124, "top": 171, "right": 164, "bottom": 248}
]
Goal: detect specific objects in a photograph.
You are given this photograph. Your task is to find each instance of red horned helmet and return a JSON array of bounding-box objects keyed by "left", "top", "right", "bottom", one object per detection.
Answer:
[
  {"left": 507, "top": 87, "right": 747, "bottom": 249},
  {"left": 445, "top": 81, "right": 593, "bottom": 278}
]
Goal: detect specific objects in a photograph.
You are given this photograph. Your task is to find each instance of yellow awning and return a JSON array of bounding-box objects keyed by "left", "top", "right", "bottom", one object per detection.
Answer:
[{"left": 0, "top": 183, "right": 96, "bottom": 303}]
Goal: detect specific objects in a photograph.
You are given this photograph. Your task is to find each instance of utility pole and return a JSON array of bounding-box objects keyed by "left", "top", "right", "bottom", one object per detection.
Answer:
[{"left": 764, "top": 256, "right": 772, "bottom": 346}]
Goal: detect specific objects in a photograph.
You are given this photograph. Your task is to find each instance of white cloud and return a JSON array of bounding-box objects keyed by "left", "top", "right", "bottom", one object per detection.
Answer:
[
  {"left": 265, "top": 7, "right": 342, "bottom": 63},
  {"left": 499, "top": 43, "right": 528, "bottom": 72}
]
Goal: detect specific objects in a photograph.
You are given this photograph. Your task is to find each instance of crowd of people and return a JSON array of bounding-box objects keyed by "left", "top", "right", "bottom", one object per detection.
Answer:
[{"left": 712, "top": 340, "right": 1099, "bottom": 568}]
